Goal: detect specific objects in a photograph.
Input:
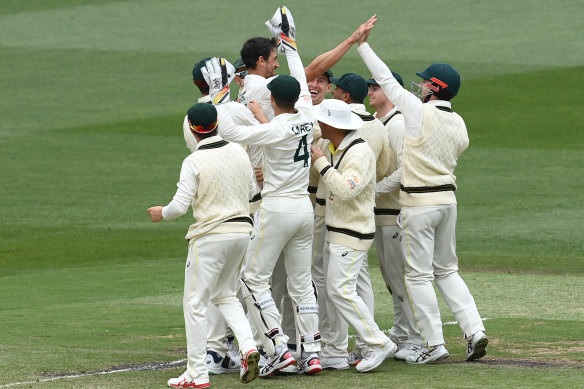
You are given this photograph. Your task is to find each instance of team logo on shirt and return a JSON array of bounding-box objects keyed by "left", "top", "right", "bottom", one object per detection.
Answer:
[{"left": 347, "top": 177, "right": 359, "bottom": 189}]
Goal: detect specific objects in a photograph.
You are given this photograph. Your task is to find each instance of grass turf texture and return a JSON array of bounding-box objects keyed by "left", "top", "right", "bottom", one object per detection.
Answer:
[{"left": 1, "top": 0, "right": 583, "bottom": 388}]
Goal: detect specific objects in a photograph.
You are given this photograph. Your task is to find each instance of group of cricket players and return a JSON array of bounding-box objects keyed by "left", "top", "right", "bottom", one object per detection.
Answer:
[{"left": 148, "top": 6, "right": 489, "bottom": 388}]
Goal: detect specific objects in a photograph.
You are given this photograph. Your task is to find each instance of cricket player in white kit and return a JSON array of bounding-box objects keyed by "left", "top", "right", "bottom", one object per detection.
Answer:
[
  {"left": 148, "top": 103, "right": 260, "bottom": 388},
  {"left": 367, "top": 74, "right": 423, "bottom": 360},
  {"left": 310, "top": 99, "right": 398, "bottom": 372},
  {"left": 357, "top": 24, "right": 488, "bottom": 364},
  {"left": 219, "top": 15, "right": 322, "bottom": 376}
]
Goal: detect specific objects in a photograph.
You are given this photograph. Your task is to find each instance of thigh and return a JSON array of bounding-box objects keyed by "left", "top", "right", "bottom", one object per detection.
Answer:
[
  {"left": 284, "top": 212, "right": 314, "bottom": 296},
  {"left": 212, "top": 234, "right": 250, "bottom": 300},
  {"left": 399, "top": 206, "right": 438, "bottom": 280},
  {"left": 433, "top": 205, "right": 459, "bottom": 276},
  {"left": 243, "top": 207, "right": 288, "bottom": 285}
]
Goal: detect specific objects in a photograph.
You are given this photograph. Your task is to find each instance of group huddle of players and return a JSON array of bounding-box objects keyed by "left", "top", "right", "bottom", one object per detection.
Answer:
[{"left": 148, "top": 6, "right": 488, "bottom": 388}]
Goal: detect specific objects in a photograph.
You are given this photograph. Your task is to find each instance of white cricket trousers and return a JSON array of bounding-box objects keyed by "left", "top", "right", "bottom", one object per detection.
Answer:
[
  {"left": 183, "top": 233, "right": 256, "bottom": 383},
  {"left": 242, "top": 197, "right": 320, "bottom": 356},
  {"left": 375, "top": 225, "right": 421, "bottom": 346},
  {"left": 310, "top": 215, "right": 329, "bottom": 346},
  {"left": 325, "top": 242, "right": 390, "bottom": 353},
  {"left": 400, "top": 205, "right": 485, "bottom": 347}
]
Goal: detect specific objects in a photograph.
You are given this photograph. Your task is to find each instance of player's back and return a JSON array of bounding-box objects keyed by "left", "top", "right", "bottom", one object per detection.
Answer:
[{"left": 261, "top": 107, "right": 313, "bottom": 199}]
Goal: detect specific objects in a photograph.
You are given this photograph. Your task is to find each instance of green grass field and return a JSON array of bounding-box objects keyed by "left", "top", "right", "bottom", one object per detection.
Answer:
[{"left": 1, "top": 0, "right": 583, "bottom": 388}]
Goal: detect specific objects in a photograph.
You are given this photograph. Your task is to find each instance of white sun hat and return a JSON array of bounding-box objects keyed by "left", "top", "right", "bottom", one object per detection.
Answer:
[{"left": 313, "top": 99, "right": 363, "bottom": 131}]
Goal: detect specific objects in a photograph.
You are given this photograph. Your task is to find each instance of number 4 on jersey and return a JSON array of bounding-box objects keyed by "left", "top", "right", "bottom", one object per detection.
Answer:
[{"left": 294, "top": 134, "right": 309, "bottom": 167}]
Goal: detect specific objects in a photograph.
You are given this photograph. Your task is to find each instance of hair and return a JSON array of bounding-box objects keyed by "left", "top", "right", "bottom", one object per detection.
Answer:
[
  {"left": 349, "top": 95, "right": 363, "bottom": 104},
  {"left": 193, "top": 80, "right": 209, "bottom": 96},
  {"left": 240, "top": 37, "right": 277, "bottom": 70},
  {"left": 273, "top": 97, "right": 297, "bottom": 111},
  {"left": 194, "top": 128, "right": 218, "bottom": 140}
]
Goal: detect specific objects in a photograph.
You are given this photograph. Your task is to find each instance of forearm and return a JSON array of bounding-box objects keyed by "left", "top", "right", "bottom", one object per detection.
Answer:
[
  {"left": 304, "top": 38, "right": 352, "bottom": 82},
  {"left": 357, "top": 43, "right": 423, "bottom": 137},
  {"left": 162, "top": 160, "right": 198, "bottom": 220},
  {"left": 286, "top": 49, "right": 311, "bottom": 108}
]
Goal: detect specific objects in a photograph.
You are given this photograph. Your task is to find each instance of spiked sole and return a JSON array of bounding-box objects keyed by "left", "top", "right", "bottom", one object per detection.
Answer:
[
  {"left": 467, "top": 337, "right": 489, "bottom": 361},
  {"left": 241, "top": 351, "right": 260, "bottom": 384}
]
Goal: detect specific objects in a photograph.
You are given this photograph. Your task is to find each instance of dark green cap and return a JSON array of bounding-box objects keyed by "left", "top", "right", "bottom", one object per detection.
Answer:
[
  {"left": 330, "top": 73, "right": 368, "bottom": 103},
  {"left": 192, "top": 57, "right": 212, "bottom": 82},
  {"left": 233, "top": 57, "right": 247, "bottom": 72},
  {"left": 187, "top": 103, "right": 218, "bottom": 133},
  {"left": 367, "top": 71, "right": 404, "bottom": 87},
  {"left": 324, "top": 69, "right": 333, "bottom": 81},
  {"left": 267, "top": 75, "right": 301, "bottom": 103}
]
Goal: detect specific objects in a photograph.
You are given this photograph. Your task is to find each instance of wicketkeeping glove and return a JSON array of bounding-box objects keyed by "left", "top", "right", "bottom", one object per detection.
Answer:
[
  {"left": 265, "top": 6, "right": 297, "bottom": 54},
  {"left": 201, "top": 57, "right": 235, "bottom": 105}
]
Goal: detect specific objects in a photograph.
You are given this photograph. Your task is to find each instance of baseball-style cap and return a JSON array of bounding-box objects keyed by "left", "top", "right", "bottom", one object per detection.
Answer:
[
  {"left": 192, "top": 57, "right": 212, "bottom": 82},
  {"left": 313, "top": 99, "right": 363, "bottom": 131},
  {"left": 330, "top": 73, "right": 368, "bottom": 103},
  {"left": 187, "top": 103, "right": 218, "bottom": 133},
  {"left": 267, "top": 75, "right": 301, "bottom": 103},
  {"left": 233, "top": 57, "right": 247, "bottom": 72},
  {"left": 324, "top": 69, "right": 333, "bottom": 82},
  {"left": 367, "top": 71, "right": 404, "bottom": 87}
]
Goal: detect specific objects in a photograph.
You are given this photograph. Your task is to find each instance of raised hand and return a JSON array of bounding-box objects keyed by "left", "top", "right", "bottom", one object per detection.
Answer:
[{"left": 201, "top": 57, "right": 235, "bottom": 104}]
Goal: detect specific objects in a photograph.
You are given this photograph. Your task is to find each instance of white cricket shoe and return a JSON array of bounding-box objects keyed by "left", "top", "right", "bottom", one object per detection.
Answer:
[
  {"left": 466, "top": 331, "right": 489, "bottom": 361},
  {"left": 167, "top": 371, "right": 210, "bottom": 388},
  {"left": 297, "top": 353, "right": 322, "bottom": 375},
  {"left": 347, "top": 350, "right": 363, "bottom": 366},
  {"left": 394, "top": 342, "right": 422, "bottom": 361},
  {"left": 406, "top": 344, "right": 449, "bottom": 364},
  {"left": 355, "top": 341, "right": 398, "bottom": 372},
  {"left": 205, "top": 350, "right": 239, "bottom": 374},
  {"left": 240, "top": 349, "right": 260, "bottom": 384},
  {"left": 259, "top": 347, "right": 295, "bottom": 377},
  {"left": 226, "top": 337, "right": 241, "bottom": 365},
  {"left": 320, "top": 356, "right": 349, "bottom": 370}
]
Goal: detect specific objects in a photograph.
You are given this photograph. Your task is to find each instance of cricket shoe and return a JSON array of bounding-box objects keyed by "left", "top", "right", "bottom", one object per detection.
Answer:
[
  {"left": 259, "top": 346, "right": 295, "bottom": 377},
  {"left": 226, "top": 336, "right": 241, "bottom": 365},
  {"left": 278, "top": 363, "right": 298, "bottom": 374},
  {"left": 320, "top": 357, "right": 349, "bottom": 370},
  {"left": 297, "top": 353, "right": 322, "bottom": 375},
  {"left": 347, "top": 350, "right": 363, "bottom": 366},
  {"left": 167, "top": 371, "right": 210, "bottom": 388},
  {"left": 240, "top": 349, "right": 260, "bottom": 384},
  {"left": 355, "top": 341, "right": 398, "bottom": 372},
  {"left": 205, "top": 350, "right": 239, "bottom": 374},
  {"left": 394, "top": 342, "right": 422, "bottom": 361},
  {"left": 406, "top": 344, "right": 449, "bottom": 364},
  {"left": 466, "top": 331, "right": 488, "bottom": 361}
]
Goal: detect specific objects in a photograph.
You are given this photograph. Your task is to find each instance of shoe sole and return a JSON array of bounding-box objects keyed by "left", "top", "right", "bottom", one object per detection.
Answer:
[
  {"left": 241, "top": 351, "right": 260, "bottom": 384},
  {"left": 299, "top": 365, "right": 322, "bottom": 375},
  {"left": 467, "top": 337, "right": 489, "bottom": 361},
  {"left": 322, "top": 365, "right": 350, "bottom": 370}
]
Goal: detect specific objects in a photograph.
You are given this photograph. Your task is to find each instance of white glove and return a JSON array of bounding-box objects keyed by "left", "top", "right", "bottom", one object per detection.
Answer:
[
  {"left": 265, "top": 6, "right": 297, "bottom": 53},
  {"left": 201, "top": 57, "right": 235, "bottom": 105}
]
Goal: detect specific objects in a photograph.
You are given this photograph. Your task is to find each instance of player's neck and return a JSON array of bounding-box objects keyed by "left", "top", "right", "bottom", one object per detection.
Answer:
[{"left": 374, "top": 101, "right": 395, "bottom": 119}]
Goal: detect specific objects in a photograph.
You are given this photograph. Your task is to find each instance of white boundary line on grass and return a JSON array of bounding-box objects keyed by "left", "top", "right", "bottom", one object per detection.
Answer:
[
  {"left": 2, "top": 319, "right": 491, "bottom": 388},
  {"left": 0, "top": 359, "right": 187, "bottom": 388}
]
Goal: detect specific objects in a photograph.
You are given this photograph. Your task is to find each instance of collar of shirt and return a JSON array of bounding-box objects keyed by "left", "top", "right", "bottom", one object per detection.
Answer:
[
  {"left": 198, "top": 95, "right": 212, "bottom": 104},
  {"left": 195, "top": 135, "right": 224, "bottom": 150},
  {"left": 329, "top": 130, "right": 360, "bottom": 155},
  {"left": 427, "top": 100, "right": 452, "bottom": 109},
  {"left": 376, "top": 106, "right": 399, "bottom": 122},
  {"left": 348, "top": 103, "right": 367, "bottom": 114}
]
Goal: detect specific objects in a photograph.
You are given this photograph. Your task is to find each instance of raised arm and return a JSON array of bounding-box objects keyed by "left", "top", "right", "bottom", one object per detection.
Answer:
[
  {"left": 357, "top": 38, "right": 423, "bottom": 138},
  {"left": 304, "top": 15, "right": 378, "bottom": 82}
]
